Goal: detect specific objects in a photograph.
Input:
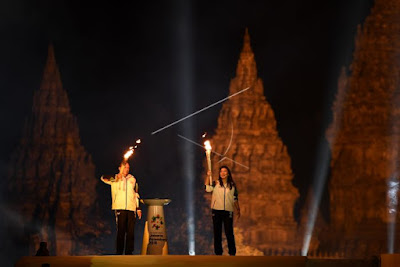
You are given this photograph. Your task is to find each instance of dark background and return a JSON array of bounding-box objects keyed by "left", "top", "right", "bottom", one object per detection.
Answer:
[{"left": 0, "top": 0, "right": 375, "bottom": 255}]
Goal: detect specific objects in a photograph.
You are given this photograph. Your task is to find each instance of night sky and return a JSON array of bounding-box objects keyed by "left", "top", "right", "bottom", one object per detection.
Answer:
[{"left": 0, "top": 0, "right": 375, "bottom": 248}]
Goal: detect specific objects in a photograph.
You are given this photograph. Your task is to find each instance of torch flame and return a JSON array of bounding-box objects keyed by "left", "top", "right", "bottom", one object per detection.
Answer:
[
  {"left": 202, "top": 133, "right": 207, "bottom": 138},
  {"left": 204, "top": 140, "right": 212, "bottom": 151},
  {"left": 122, "top": 139, "right": 141, "bottom": 160},
  {"left": 124, "top": 148, "right": 134, "bottom": 160}
]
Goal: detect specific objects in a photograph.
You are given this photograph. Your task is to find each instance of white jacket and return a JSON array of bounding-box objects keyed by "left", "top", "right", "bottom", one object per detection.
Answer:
[
  {"left": 101, "top": 174, "right": 140, "bottom": 212},
  {"left": 205, "top": 182, "right": 238, "bottom": 212}
]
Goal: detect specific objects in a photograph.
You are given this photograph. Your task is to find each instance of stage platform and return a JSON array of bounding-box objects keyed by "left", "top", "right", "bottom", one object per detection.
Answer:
[
  {"left": 14, "top": 255, "right": 390, "bottom": 267},
  {"left": 16, "top": 255, "right": 304, "bottom": 267}
]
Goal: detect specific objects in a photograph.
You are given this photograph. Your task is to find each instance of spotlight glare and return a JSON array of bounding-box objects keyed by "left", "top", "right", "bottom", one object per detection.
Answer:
[
  {"left": 387, "top": 175, "right": 399, "bottom": 253},
  {"left": 175, "top": 0, "right": 195, "bottom": 256}
]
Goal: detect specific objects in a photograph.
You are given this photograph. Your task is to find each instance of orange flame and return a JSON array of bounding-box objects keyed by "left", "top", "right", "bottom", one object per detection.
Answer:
[
  {"left": 124, "top": 148, "right": 134, "bottom": 160},
  {"left": 123, "top": 139, "right": 141, "bottom": 160}
]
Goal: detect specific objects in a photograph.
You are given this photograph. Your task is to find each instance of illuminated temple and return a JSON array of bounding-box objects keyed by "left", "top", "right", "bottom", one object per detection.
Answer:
[
  {"left": 201, "top": 29, "right": 301, "bottom": 255},
  {"left": 6, "top": 45, "right": 105, "bottom": 259},
  {"left": 322, "top": 0, "right": 400, "bottom": 257}
]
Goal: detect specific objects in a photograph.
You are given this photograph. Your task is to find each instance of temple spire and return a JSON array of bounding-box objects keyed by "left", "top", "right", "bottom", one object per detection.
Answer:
[
  {"left": 242, "top": 28, "right": 252, "bottom": 53},
  {"left": 234, "top": 28, "right": 257, "bottom": 86},
  {"left": 34, "top": 43, "right": 70, "bottom": 112},
  {"left": 40, "top": 43, "right": 63, "bottom": 91},
  {"left": 230, "top": 28, "right": 264, "bottom": 98}
]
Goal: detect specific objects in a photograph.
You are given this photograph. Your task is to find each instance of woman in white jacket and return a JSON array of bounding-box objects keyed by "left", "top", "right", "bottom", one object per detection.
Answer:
[
  {"left": 101, "top": 161, "right": 142, "bottom": 254},
  {"left": 205, "top": 166, "right": 240, "bottom": 255}
]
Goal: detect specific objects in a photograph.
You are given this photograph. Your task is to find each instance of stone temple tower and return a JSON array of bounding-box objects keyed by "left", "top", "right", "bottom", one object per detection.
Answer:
[
  {"left": 206, "top": 29, "right": 301, "bottom": 255},
  {"left": 7, "top": 44, "right": 104, "bottom": 257},
  {"left": 324, "top": 0, "right": 400, "bottom": 257}
]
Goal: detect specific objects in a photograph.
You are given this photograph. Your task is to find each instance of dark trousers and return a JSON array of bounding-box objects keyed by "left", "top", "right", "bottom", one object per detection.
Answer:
[
  {"left": 212, "top": 209, "right": 236, "bottom": 255},
  {"left": 115, "top": 210, "right": 136, "bottom": 255}
]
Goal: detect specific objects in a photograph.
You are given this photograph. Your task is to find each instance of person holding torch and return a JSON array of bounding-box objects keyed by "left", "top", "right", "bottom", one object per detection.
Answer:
[
  {"left": 204, "top": 141, "right": 240, "bottom": 256},
  {"left": 101, "top": 146, "right": 142, "bottom": 255}
]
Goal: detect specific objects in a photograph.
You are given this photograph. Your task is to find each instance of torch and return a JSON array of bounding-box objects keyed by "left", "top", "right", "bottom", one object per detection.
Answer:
[{"left": 204, "top": 140, "right": 212, "bottom": 185}]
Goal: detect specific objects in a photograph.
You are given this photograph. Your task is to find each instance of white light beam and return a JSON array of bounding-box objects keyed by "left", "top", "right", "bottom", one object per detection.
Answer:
[{"left": 151, "top": 87, "right": 250, "bottom": 135}]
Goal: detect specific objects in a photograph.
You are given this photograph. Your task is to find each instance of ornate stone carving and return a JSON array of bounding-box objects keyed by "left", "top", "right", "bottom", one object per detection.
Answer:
[
  {"left": 202, "top": 29, "right": 301, "bottom": 255},
  {"left": 7, "top": 44, "right": 106, "bottom": 257},
  {"left": 323, "top": 0, "right": 400, "bottom": 257}
]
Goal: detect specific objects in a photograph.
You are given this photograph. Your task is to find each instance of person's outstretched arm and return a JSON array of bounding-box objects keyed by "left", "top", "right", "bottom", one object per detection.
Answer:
[
  {"left": 205, "top": 170, "right": 214, "bottom": 192},
  {"left": 100, "top": 175, "right": 113, "bottom": 185}
]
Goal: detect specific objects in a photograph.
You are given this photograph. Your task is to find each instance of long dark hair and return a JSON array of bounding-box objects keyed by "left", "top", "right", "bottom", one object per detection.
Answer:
[{"left": 218, "top": 166, "right": 235, "bottom": 190}]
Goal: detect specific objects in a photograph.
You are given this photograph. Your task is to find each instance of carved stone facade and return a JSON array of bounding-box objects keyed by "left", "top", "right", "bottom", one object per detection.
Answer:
[
  {"left": 203, "top": 30, "right": 301, "bottom": 255},
  {"left": 323, "top": 0, "right": 400, "bottom": 257},
  {"left": 7, "top": 45, "right": 105, "bottom": 257}
]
